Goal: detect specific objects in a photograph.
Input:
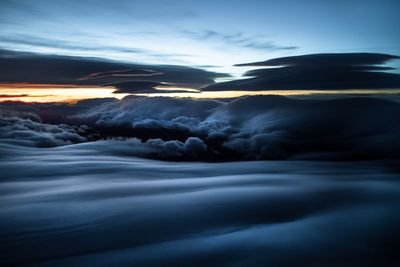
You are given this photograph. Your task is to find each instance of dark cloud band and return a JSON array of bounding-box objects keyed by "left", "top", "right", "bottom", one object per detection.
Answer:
[
  {"left": 0, "top": 49, "right": 228, "bottom": 90},
  {"left": 203, "top": 53, "right": 400, "bottom": 91}
]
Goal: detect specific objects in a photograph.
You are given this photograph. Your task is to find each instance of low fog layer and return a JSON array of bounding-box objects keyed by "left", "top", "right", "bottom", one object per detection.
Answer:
[
  {"left": 0, "top": 143, "right": 399, "bottom": 266},
  {"left": 1, "top": 95, "right": 400, "bottom": 161}
]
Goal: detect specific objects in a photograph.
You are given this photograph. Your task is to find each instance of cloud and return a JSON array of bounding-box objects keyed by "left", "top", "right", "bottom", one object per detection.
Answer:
[
  {"left": 1, "top": 142, "right": 400, "bottom": 266},
  {"left": 78, "top": 69, "right": 162, "bottom": 81},
  {"left": 184, "top": 30, "right": 298, "bottom": 51},
  {"left": 202, "top": 53, "right": 400, "bottom": 91},
  {"left": 0, "top": 94, "right": 29, "bottom": 98},
  {"left": 235, "top": 53, "right": 399, "bottom": 67},
  {"left": 0, "top": 35, "right": 147, "bottom": 55},
  {"left": 95, "top": 137, "right": 208, "bottom": 160},
  {"left": 0, "top": 34, "right": 201, "bottom": 65},
  {"left": 1, "top": 95, "right": 400, "bottom": 161},
  {"left": 0, "top": 49, "right": 228, "bottom": 90},
  {"left": 243, "top": 41, "right": 298, "bottom": 51},
  {"left": 0, "top": 110, "right": 88, "bottom": 147},
  {"left": 2, "top": 51, "right": 398, "bottom": 95},
  {"left": 109, "top": 81, "right": 199, "bottom": 94}
]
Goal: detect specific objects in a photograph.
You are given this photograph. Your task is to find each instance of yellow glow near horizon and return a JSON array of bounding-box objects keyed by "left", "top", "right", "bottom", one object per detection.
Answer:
[
  {"left": 0, "top": 84, "right": 128, "bottom": 103},
  {"left": 0, "top": 83, "right": 399, "bottom": 103}
]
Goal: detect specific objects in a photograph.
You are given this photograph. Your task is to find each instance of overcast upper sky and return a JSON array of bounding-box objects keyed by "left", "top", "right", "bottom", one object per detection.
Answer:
[{"left": 1, "top": 0, "right": 399, "bottom": 76}]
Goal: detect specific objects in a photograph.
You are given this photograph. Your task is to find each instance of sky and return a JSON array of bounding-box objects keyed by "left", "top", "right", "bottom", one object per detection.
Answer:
[{"left": 0, "top": 0, "right": 400, "bottom": 101}]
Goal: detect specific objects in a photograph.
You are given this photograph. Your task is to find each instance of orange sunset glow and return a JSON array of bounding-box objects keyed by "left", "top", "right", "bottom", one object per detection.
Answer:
[
  {"left": 1, "top": 83, "right": 400, "bottom": 103},
  {"left": 0, "top": 83, "right": 127, "bottom": 103}
]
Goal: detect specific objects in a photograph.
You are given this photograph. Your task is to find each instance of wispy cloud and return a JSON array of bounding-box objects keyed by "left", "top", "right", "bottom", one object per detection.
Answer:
[
  {"left": 0, "top": 34, "right": 199, "bottom": 64},
  {"left": 183, "top": 30, "right": 298, "bottom": 51}
]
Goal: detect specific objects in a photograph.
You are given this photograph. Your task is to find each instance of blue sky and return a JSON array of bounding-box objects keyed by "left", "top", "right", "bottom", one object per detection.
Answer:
[{"left": 0, "top": 0, "right": 399, "bottom": 77}]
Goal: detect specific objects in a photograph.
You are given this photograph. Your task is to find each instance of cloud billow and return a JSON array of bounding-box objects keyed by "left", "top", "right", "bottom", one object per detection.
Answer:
[
  {"left": 1, "top": 95, "right": 400, "bottom": 161},
  {"left": 0, "top": 111, "right": 87, "bottom": 147}
]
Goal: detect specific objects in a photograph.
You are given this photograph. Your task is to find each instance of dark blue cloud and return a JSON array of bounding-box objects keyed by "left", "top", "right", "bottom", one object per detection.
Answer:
[
  {"left": 2, "top": 95, "right": 400, "bottom": 160},
  {"left": 108, "top": 81, "right": 199, "bottom": 94},
  {"left": 0, "top": 49, "right": 228, "bottom": 89},
  {"left": 203, "top": 53, "right": 400, "bottom": 91},
  {"left": 1, "top": 143, "right": 399, "bottom": 266}
]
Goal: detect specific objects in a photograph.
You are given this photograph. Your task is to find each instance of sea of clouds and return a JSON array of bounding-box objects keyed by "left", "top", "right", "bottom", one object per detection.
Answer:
[
  {"left": 0, "top": 142, "right": 399, "bottom": 266},
  {"left": 1, "top": 95, "right": 400, "bottom": 266}
]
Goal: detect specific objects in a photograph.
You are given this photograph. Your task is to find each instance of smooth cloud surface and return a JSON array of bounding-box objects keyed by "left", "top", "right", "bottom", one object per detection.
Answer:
[{"left": 1, "top": 143, "right": 399, "bottom": 266}]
